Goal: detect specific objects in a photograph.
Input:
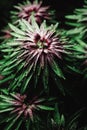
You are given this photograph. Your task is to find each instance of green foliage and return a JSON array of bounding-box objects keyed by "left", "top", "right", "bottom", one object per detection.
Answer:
[
  {"left": 0, "top": 89, "right": 55, "bottom": 130},
  {"left": 65, "top": 0, "right": 87, "bottom": 40},
  {"left": 53, "top": 104, "right": 65, "bottom": 127},
  {"left": 0, "top": 18, "right": 73, "bottom": 93}
]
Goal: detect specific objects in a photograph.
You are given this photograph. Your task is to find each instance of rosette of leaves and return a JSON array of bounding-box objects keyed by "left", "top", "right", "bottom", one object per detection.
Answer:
[
  {"left": 51, "top": 105, "right": 87, "bottom": 130},
  {"left": 65, "top": 0, "right": 87, "bottom": 40},
  {"left": 0, "top": 89, "right": 55, "bottom": 130},
  {"left": 0, "top": 0, "right": 55, "bottom": 47},
  {"left": 0, "top": 17, "right": 72, "bottom": 93},
  {"left": 51, "top": 103, "right": 65, "bottom": 130},
  {"left": 10, "top": 0, "right": 55, "bottom": 24},
  {"left": 72, "top": 38, "right": 87, "bottom": 78},
  {"left": 0, "top": 0, "right": 55, "bottom": 45}
]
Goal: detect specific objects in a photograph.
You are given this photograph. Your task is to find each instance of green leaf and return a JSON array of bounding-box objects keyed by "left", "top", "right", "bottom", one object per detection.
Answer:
[
  {"left": 0, "top": 75, "right": 15, "bottom": 84},
  {"left": 51, "top": 72, "right": 65, "bottom": 95},
  {"left": 21, "top": 19, "right": 33, "bottom": 32},
  {"left": 66, "top": 27, "right": 84, "bottom": 35},
  {"left": 0, "top": 89, "right": 9, "bottom": 95},
  {"left": 65, "top": 15, "right": 81, "bottom": 20},
  {"left": 37, "top": 105, "right": 54, "bottom": 111},
  {"left": 51, "top": 60, "right": 65, "bottom": 79},
  {"left": 15, "top": 120, "right": 22, "bottom": 130},
  {"left": 6, "top": 114, "right": 17, "bottom": 123},
  {"left": 4, "top": 116, "right": 19, "bottom": 130},
  {"left": 1, "top": 48, "right": 14, "bottom": 52},
  {"left": 67, "top": 65, "right": 82, "bottom": 74},
  {"left": 9, "top": 23, "right": 25, "bottom": 35},
  {"left": 3, "top": 48, "right": 20, "bottom": 59},
  {"left": 0, "top": 108, "right": 14, "bottom": 113},
  {"left": 34, "top": 98, "right": 45, "bottom": 104},
  {"left": 1, "top": 70, "right": 13, "bottom": 76},
  {"left": 2, "top": 59, "right": 21, "bottom": 72},
  {"left": 30, "top": 16, "right": 39, "bottom": 30},
  {"left": 7, "top": 41, "right": 22, "bottom": 46},
  {"left": 0, "top": 103, "right": 11, "bottom": 107},
  {"left": 47, "top": 97, "right": 56, "bottom": 102},
  {"left": 43, "top": 65, "right": 49, "bottom": 90},
  {"left": 75, "top": 38, "right": 86, "bottom": 47},
  {"left": 12, "top": 70, "right": 28, "bottom": 87},
  {"left": 26, "top": 119, "right": 30, "bottom": 130},
  {"left": 0, "top": 95, "right": 12, "bottom": 101},
  {"left": 17, "top": 62, "right": 25, "bottom": 72},
  {"left": 54, "top": 103, "right": 61, "bottom": 125},
  {"left": 0, "top": 116, "right": 9, "bottom": 124},
  {"left": 21, "top": 72, "right": 33, "bottom": 92},
  {"left": 34, "top": 66, "right": 41, "bottom": 88},
  {"left": 65, "top": 21, "right": 80, "bottom": 27},
  {"left": 66, "top": 108, "right": 85, "bottom": 129},
  {"left": 60, "top": 114, "right": 65, "bottom": 126},
  {"left": 2, "top": 58, "right": 17, "bottom": 67},
  {"left": 11, "top": 32, "right": 25, "bottom": 38}
]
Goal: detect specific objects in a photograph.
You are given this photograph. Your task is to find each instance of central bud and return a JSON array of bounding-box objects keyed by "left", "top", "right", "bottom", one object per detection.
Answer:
[
  {"left": 34, "top": 33, "right": 51, "bottom": 49},
  {"left": 23, "top": 5, "right": 37, "bottom": 16}
]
